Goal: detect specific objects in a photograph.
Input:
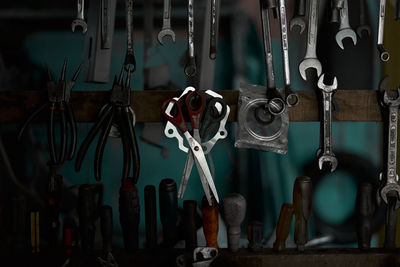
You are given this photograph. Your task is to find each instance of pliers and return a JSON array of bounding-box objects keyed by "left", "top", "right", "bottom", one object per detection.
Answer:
[
  {"left": 17, "top": 58, "right": 81, "bottom": 165},
  {"left": 75, "top": 66, "right": 140, "bottom": 182}
]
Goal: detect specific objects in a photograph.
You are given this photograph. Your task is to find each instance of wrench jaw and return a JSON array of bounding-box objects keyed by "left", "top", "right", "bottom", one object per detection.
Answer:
[
  {"left": 157, "top": 29, "right": 176, "bottom": 45},
  {"left": 317, "top": 75, "right": 338, "bottom": 93},
  {"left": 71, "top": 19, "right": 88, "bottom": 34},
  {"left": 383, "top": 88, "right": 400, "bottom": 106},
  {"left": 298, "top": 59, "right": 322, "bottom": 81},
  {"left": 335, "top": 29, "right": 357, "bottom": 50},
  {"left": 377, "top": 44, "right": 390, "bottom": 62},
  {"left": 380, "top": 184, "right": 400, "bottom": 208},
  {"left": 289, "top": 17, "right": 306, "bottom": 34},
  {"left": 356, "top": 25, "right": 371, "bottom": 38},
  {"left": 318, "top": 154, "right": 338, "bottom": 172}
]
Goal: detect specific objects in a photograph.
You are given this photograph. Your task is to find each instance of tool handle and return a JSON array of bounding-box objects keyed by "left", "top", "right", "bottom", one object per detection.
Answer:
[
  {"left": 248, "top": 221, "right": 263, "bottom": 252},
  {"left": 100, "top": 205, "right": 113, "bottom": 253},
  {"left": 202, "top": 196, "right": 219, "bottom": 248},
  {"left": 356, "top": 182, "right": 374, "bottom": 249},
  {"left": 119, "top": 180, "right": 140, "bottom": 252},
  {"left": 161, "top": 99, "right": 188, "bottom": 133},
  {"left": 185, "top": 91, "right": 204, "bottom": 130},
  {"left": 384, "top": 195, "right": 398, "bottom": 249},
  {"left": 273, "top": 203, "right": 294, "bottom": 252},
  {"left": 159, "top": 178, "right": 179, "bottom": 247},
  {"left": 144, "top": 185, "right": 158, "bottom": 248},
  {"left": 200, "top": 98, "right": 227, "bottom": 138},
  {"left": 222, "top": 193, "right": 246, "bottom": 252},
  {"left": 184, "top": 200, "right": 198, "bottom": 250}
]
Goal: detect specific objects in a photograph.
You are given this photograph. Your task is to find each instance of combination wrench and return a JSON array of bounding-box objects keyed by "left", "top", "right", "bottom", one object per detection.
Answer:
[
  {"left": 124, "top": 0, "right": 136, "bottom": 72},
  {"left": 357, "top": 0, "right": 371, "bottom": 38},
  {"left": 316, "top": 74, "right": 338, "bottom": 172},
  {"left": 290, "top": 0, "right": 306, "bottom": 34},
  {"left": 184, "top": 0, "right": 196, "bottom": 77},
  {"left": 335, "top": 0, "right": 357, "bottom": 50},
  {"left": 298, "top": 0, "right": 322, "bottom": 81},
  {"left": 71, "top": 0, "right": 88, "bottom": 34},
  {"left": 210, "top": 0, "right": 219, "bottom": 60},
  {"left": 378, "top": 0, "right": 390, "bottom": 62},
  {"left": 157, "top": 0, "right": 176, "bottom": 45}
]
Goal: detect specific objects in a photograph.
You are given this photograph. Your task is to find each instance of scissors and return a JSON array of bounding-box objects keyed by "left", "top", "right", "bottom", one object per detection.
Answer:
[{"left": 162, "top": 91, "right": 220, "bottom": 205}]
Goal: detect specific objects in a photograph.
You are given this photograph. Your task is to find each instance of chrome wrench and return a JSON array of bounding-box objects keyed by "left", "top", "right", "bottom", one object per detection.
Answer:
[
  {"left": 71, "top": 0, "right": 88, "bottom": 34},
  {"left": 210, "top": 0, "right": 219, "bottom": 60},
  {"left": 157, "top": 0, "right": 176, "bottom": 45},
  {"left": 357, "top": 0, "right": 371, "bottom": 38},
  {"left": 290, "top": 0, "right": 306, "bottom": 34},
  {"left": 124, "top": 0, "right": 136, "bottom": 72},
  {"left": 335, "top": 0, "right": 357, "bottom": 50},
  {"left": 378, "top": 0, "right": 390, "bottom": 62},
  {"left": 184, "top": 0, "right": 196, "bottom": 77}
]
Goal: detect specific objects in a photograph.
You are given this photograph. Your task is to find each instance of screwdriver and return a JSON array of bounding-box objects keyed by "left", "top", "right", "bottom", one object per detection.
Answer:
[
  {"left": 248, "top": 221, "right": 263, "bottom": 252},
  {"left": 159, "top": 178, "right": 178, "bottom": 247},
  {"left": 183, "top": 200, "right": 198, "bottom": 250},
  {"left": 222, "top": 193, "right": 246, "bottom": 252},
  {"left": 384, "top": 195, "right": 398, "bottom": 249},
  {"left": 119, "top": 177, "right": 140, "bottom": 252},
  {"left": 356, "top": 182, "right": 374, "bottom": 249},
  {"left": 201, "top": 196, "right": 219, "bottom": 248},
  {"left": 273, "top": 203, "right": 294, "bottom": 252},
  {"left": 30, "top": 211, "right": 40, "bottom": 253},
  {"left": 61, "top": 216, "right": 78, "bottom": 267},
  {"left": 144, "top": 185, "right": 157, "bottom": 249}
]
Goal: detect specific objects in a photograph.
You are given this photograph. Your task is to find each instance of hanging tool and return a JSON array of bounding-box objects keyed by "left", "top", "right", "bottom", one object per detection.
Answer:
[
  {"left": 184, "top": 200, "right": 198, "bottom": 250},
  {"left": 290, "top": 0, "right": 306, "bottom": 34},
  {"left": 202, "top": 196, "right": 219, "bottom": 248},
  {"left": 144, "top": 185, "right": 157, "bottom": 249},
  {"left": 18, "top": 59, "right": 81, "bottom": 165},
  {"left": 71, "top": 0, "right": 88, "bottom": 34},
  {"left": 192, "top": 247, "right": 218, "bottom": 267},
  {"left": 247, "top": 221, "right": 263, "bottom": 252},
  {"left": 384, "top": 196, "right": 398, "bottom": 249},
  {"left": 332, "top": 0, "right": 344, "bottom": 9},
  {"left": 273, "top": 203, "right": 294, "bottom": 252},
  {"left": 222, "top": 193, "right": 246, "bottom": 252},
  {"left": 75, "top": 66, "right": 140, "bottom": 182},
  {"left": 377, "top": 0, "right": 390, "bottom": 61},
  {"left": 185, "top": 0, "right": 196, "bottom": 77},
  {"left": 30, "top": 211, "right": 40, "bottom": 253},
  {"left": 335, "top": 0, "right": 357, "bottom": 49},
  {"left": 124, "top": 0, "right": 137, "bottom": 71},
  {"left": 157, "top": 0, "right": 175, "bottom": 45},
  {"left": 357, "top": 0, "right": 371, "bottom": 38},
  {"left": 46, "top": 163, "right": 62, "bottom": 248},
  {"left": 209, "top": 0, "right": 220, "bottom": 59},
  {"left": 159, "top": 178, "right": 178, "bottom": 247},
  {"left": 317, "top": 74, "right": 338, "bottom": 172},
  {"left": 357, "top": 182, "right": 374, "bottom": 249},
  {"left": 98, "top": 205, "right": 118, "bottom": 267}
]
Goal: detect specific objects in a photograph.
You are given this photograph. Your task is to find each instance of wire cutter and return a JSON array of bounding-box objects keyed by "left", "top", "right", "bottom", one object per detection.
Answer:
[
  {"left": 75, "top": 66, "right": 140, "bottom": 182},
  {"left": 17, "top": 58, "right": 81, "bottom": 165},
  {"left": 161, "top": 91, "right": 219, "bottom": 205}
]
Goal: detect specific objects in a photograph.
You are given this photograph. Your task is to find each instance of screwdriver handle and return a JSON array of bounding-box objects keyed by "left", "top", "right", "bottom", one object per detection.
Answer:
[
  {"left": 222, "top": 193, "right": 246, "bottom": 252},
  {"left": 100, "top": 205, "right": 113, "bottom": 253},
  {"left": 356, "top": 182, "right": 374, "bottom": 249},
  {"left": 159, "top": 178, "right": 178, "bottom": 247},
  {"left": 273, "top": 203, "right": 294, "bottom": 252},
  {"left": 119, "top": 178, "right": 140, "bottom": 252},
  {"left": 202, "top": 196, "right": 219, "bottom": 248},
  {"left": 144, "top": 185, "right": 157, "bottom": 249},
  {"left": 184, "top": 200, "right": 198, "bottom": 250},
  {"left": 384, "top": 195, "right": 398, "bottom": 249},
  {"left": 248, "top": 221, "right": 263, "bottom": 252}
]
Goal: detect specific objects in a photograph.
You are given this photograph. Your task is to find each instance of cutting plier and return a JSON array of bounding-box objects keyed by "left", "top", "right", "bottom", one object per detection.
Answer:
[
  {"left": 17, "top": 58, "right": 81, "bottom": 165},
  {"left": 75, "top": 66, "right": 140, "bottom": 182}
]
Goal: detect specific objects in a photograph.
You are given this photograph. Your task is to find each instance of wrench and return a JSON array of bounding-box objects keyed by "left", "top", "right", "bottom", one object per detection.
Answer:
[
  {"left": 332, "top": 0, "right": 344, "bottom": 9},
  {"left": 184, "top": 0, "right": 196, "bottom": 77},
  {"left": 378, "top": 0, "right": 390, "bottom": 62},
  {"left": 298, "top": 0, "right": 322, "bottom": 81},
  {"left": 379, "top": 77, "right": 400, "bottom": 206},
  {"left": 210, "top": 0, "right": 219, "bottom": 60},
  {"left": 192, "top": 247, "right": 218, "bottom": 267},
  {"left": 290, "top": 0, "right": 306, "bottom": 34},
  {"left": 157, "top": 0, "right": 176, "bottom": 45},
  {"left": 335, "top": 0, "right": 357, "bottom": 50},
  {"left": 356, "top": 0, "right": 371, "bottom": 38},
  {"left": 71, "top": 0, "right": 88, "bottom": 34},
  {"left": 317, "top": 74, "right": 338, "bottom": 172},
  {"left": 124, "top": 0, "right": 136, "bottom": 72}
]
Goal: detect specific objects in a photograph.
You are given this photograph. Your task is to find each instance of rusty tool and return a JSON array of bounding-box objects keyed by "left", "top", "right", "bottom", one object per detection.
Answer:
[
  {"left": 202, "top": 196, "right": 219, "bottom": 248},
  {"left": 273, "top": 203, "right": 294, "bottom": 252}
]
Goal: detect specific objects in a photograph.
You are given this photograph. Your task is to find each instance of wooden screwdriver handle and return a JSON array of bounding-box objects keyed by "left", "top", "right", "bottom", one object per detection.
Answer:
[{"left": 202, "top": 196, "right": 219, "bottom": 248}]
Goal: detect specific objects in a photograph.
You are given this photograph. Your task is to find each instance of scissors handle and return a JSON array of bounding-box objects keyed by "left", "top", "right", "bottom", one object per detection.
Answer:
[
  {"left": 185, "top": 91, "right": 204, "bottom": 131},
  {"left": 200, "top": 98, "right": 227, "bottom": 137},
  {"left": 161, "top": 98, "right": 188, "bottom": 133}
]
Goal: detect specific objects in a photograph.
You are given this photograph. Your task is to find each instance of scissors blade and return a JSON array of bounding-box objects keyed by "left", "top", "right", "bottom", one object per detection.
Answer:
[{"left": 178, "top": 150, "right": 195, "bottom": 198}]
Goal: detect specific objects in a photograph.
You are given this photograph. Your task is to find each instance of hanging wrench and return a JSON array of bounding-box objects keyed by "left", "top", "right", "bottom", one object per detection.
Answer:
[
  {"left": 71, "top": 0, "right": 88, "bottom": 34},
  {"left": 378, "top": 0, "right": 390, "bottom": 62},
  {"left": 379, "top": 77, "right": 400, "bottom": 207},
  {"left": 124, "top": 0, "right": 136, "bottom": 72},
  {"left": 157, "top": 0, "right": 176, "bottom": 45},
  {"left": 298, "top": 0, "right": 322, "bottom": 81},
  {"left": 184, "top": 0, "right": 196, "bottom": 77},
  {"left": 332, "top": 0, "right": 344, "bottom": 9},
  {"left": 278, "top": 0, "right": 298, "bottom": 107},
  {"left": 210, "top": 0, "right": 219, "bottom": 60},
  {"left": 335, "top": 0, "right": 357, "bottom": 50},
  {"left": 317, "top": 74, "right": 338, "bottom": 172},
  {"left": 357, "top": 0, "right": 371, "bottom": 38},
  {"left": 290, "top": 0, "right": 306, "bottom": 34}
]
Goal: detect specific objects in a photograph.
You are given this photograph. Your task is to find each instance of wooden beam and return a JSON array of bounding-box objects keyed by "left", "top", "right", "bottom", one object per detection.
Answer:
[{"left": 0, "top": 90, "right": 382, "bottom": 123}]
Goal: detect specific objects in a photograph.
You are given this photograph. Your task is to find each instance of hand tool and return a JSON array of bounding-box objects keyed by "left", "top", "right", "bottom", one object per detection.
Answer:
[
  {"left": 75, "top": 66, "right": 140, "bottom": 182},
  {"left": 222, "top": 193, "right": 246, "bottom": 252},
  {"left": 157, "top": 0, "right": 175, "bottom": 45},
  {"left": 46, "top": 163, "right": 62, "bottom": 248},
  {"left": 18, "top": 59, "right": 81, "bottom": 165},
  {"left": 335, "top": 0, "right": 357, "bottom": 49},
  {"left": 384, "top": 196, "right": 398, "bottom": 249},
  {"left": 78, "top": 183, "right": 104, "bottom": 253},
  {"left": 316, "top": 74, "right": 338, "bottom": 172},
  {"left": 119, "top": 178, "right": 140, "bottom": 252},
  {"left": 183, "top": 200, "right": 198, "bottom": 250},
  {"left": 209, "top": 0, "right": 219, "bottom": 59},
  {"left": 379, "top": 76, "right": 400, "bottom": 207},
  {"left": 357, "top": 0, "right": 371, "bottom": 38},
  {"left": 298, "top": 0, "right": 322, "bottom": 81},
  {"left": 144, "top": 185, "right": 157, "bottom": 248},
  {"left": 30, "top": 211, "right": 40, "bottom": 253},
  {"left": 185, "top": 0, "right": 196, "bottom": 77},
  {"left": 61, "top": 216, "right": 77, "bottom": 267},
  {"left": 293, "top": 176, "right": 313, "bottom": 251},
  {"left": 124, "top": 0, "right": 136, "bottom": 72},
  {"left": 143, "top": 0, "right": 154, "bottom": 64},
  {"left": 159, "top": 178, "right": 178, "bottom": 247},
  {"left": 247, "top": 221, "right": 263, "bottom": 252},
  {"left": 202, "top": 196, "right": 219, "bottom": 248},
  {"left": 377, "top": 0, "right": 390, "bottom": 61},
  {"left": 101, "top": 0, "right": 113, "bottom": 49},
  {"left": 98, "top": 205, "right": 118, "bottom": 267},
  {"left": 162, "top": 91, "right": 220, "bottom": 205},
  {"left": 356, "top": 182, "right": 374, "bottom": 249},
  {"left": 71, "top": 0, "right": 88, "bottom": 34},
  {"left": 330, "top": 6, "right": 340, "bottom": 24},
  {"left": 192, "top": 247, "right": 218, "bottom": 267},
  {"left": 332, "top": 0, "right": 344, "bottom": 9},
  {"left": 273, "top": 203, "right": 294, "bottom": 252},
  {"left": 290, "top": 0, "right": 306, "bottom": 34},
  {"left": 259, "top": 0, "right": 285, "bottom": 115}
]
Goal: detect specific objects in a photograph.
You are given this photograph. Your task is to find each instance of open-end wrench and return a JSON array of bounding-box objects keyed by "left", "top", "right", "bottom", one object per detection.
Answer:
[
  {"left": 157, "top": 0, "right": 175, "bottom": 45},
  {"left": 298, "top": 0, "right": 322, "bottom": 81},
  {"left": 259, "top": 0, "right": 285, "bottom": 115},
  {"left": 378, "top": 0, "right": 390, "bottom": 62},
  {"left": 124, "top": 0, "right": 136, "bottom": 72},
  {"left": 278, "top": 0, "right": 298, "bottom": 107},
  {"left": 210, "top": 0, "right": 219, "bottom": 60},
  {"left": 71, "top": 0, "right": 88, "bottom": 34},
  {"left": 184, "top": 0, "right": 196, "bottom": 77},
  {"left": 317, "top": 74, "right": 338, "bottom": 172},
  {"left": 335, "top": 0, "right": 357, "bottom": 50},
  {"left": 332, "top": 0, "right": 344, "bottom": 9},
  {"left": 290, "top": 0, "right": 306, "bottom": 34},
  {"left": 357, "top": 0, "right": 371, "bottom": 38}
]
